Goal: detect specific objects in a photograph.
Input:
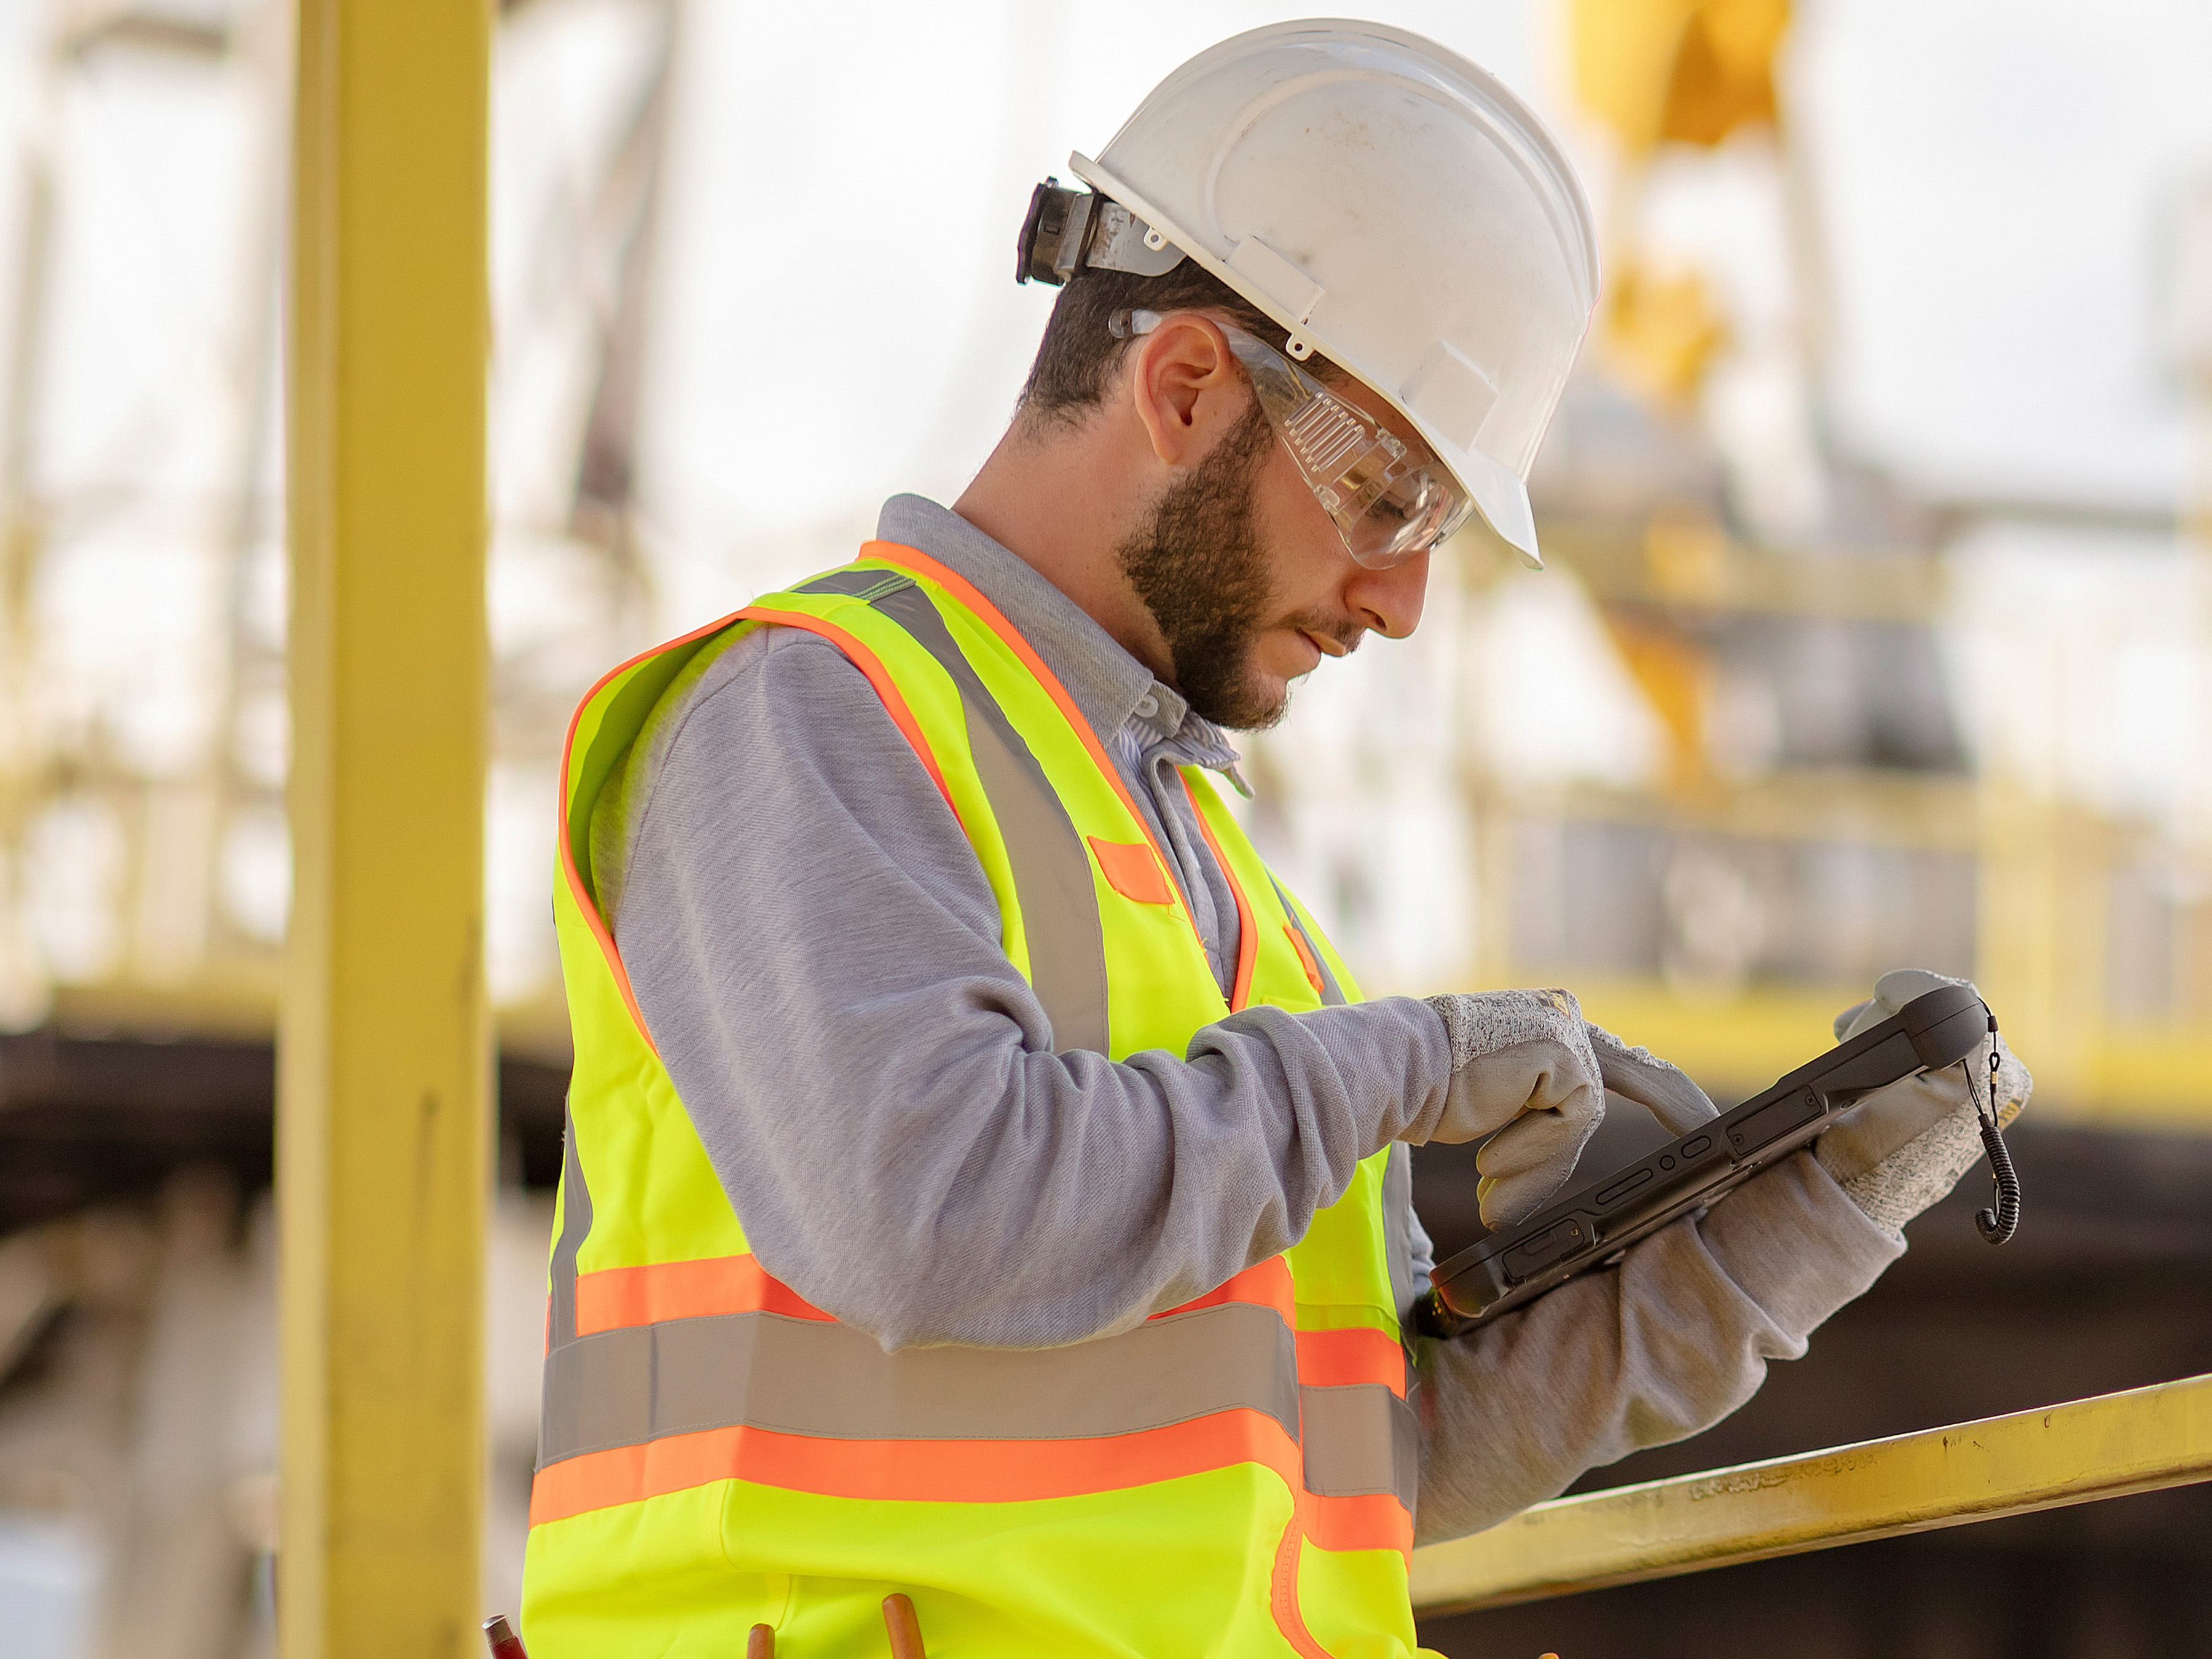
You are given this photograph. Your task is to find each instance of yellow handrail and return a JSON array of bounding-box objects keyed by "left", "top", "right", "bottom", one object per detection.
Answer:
[{"left": 1410, "top": 1372, "right": 2212, "bottom": 1615}]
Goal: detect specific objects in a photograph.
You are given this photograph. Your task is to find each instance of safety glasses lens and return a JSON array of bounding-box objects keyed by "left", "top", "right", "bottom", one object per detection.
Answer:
[
  {"left": 1113, "top": 312, "right": 1473, "bottom": 568},
  {"left": 1347, "top": 469, "right": 1464, "bottom": 568},
  {"left": 1220, "top": 326, "right": 1465, "bottom": 568}
]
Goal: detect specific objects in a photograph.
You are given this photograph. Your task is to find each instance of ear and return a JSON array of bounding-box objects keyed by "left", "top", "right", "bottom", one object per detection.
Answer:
[{"left": 1126, "top": 315, "right": 1243, "bottom": 468}]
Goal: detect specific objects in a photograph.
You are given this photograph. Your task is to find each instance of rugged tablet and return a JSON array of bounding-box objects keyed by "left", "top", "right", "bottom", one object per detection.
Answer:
[{"left": 1413, "top": 981, "right": 1994, "bottom": 1340}]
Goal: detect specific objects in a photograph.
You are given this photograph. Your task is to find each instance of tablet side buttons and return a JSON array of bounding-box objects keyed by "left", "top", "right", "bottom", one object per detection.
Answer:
[
  {"left": 1724, "top": 1088, "right": 1826, "bottom": 1158},
  {"left": 1594, "top": 1167, "right": 1655, "bottom": 1207},
  {"left": 1501, "top": 1218, "right": 1586, "bottom": 1282}
]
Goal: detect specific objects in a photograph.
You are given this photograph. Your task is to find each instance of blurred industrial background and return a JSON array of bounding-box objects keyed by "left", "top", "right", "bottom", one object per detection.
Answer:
[{"left": 0, "top": 0, "right": 2208, "bottom": 1653}]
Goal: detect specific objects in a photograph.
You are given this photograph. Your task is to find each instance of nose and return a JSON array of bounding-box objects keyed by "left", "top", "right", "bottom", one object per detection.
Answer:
[{"left": 1343, "top": 547, "right": 1431, "bottom": 640}]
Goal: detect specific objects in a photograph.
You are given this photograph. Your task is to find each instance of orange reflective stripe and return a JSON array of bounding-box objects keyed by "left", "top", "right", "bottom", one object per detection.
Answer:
[
  {"left": 528, "top": 1406, "right": 1304, "bottom": 1526},
  {"left": 1295, "top": 1326, "right": 1408, "bottom": 1397},
  {"left": 1181, "top": 772, "right": 1257, "bottom": 1012},
  {"left": 737, "top": 604, "right": 959, "bottom": 825},
  {"left": 1154, "top": 1258, "right": 1294, "bottom": 1319},
  {"left": 574, "top": 1253, "right": 832, "bottom": 1335},
  {"left": 1284, "top": 923, "right": 1327, "bottom": 995},
  {"left": 569, "top": 1255, "right": 1298, "bottom": 1338},
  {"left": 1303, "top": 1491, "right": 1415, "bottom": 1559}
]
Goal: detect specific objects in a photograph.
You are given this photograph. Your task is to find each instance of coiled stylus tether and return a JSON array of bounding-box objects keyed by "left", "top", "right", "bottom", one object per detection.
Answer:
[{"left": 1967, "top": 1003, "right": 2020, "bottom": 1245}]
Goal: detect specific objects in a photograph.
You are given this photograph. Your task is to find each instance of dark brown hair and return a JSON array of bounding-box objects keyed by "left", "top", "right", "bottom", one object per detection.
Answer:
[{"left": 1017, "top": 258, "right": 1343, "bottom": 426}]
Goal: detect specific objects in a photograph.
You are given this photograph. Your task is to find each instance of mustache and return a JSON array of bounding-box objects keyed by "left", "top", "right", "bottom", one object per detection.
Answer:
[{"left": 1280, "top": 610, "right": 1367, "bottom": 656}]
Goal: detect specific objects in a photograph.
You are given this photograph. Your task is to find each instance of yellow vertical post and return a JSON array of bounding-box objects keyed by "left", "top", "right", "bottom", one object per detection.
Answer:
[
  {"left": 1979, "top": 783, "right": 2105, "bottom": 1110},
  {"left": 281, "top": 2, "right": 490, "bottom": 1655}
]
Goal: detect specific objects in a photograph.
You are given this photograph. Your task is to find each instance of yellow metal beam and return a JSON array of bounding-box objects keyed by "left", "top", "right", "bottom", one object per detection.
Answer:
[
  {"left": 1442, "top": 972, "right": 2212, "bottom": 1125},
  {"left": 1539, "top": 517, "right": 1950, "bottom": 626},
  {"left": 1555, "top": 770, "right": 1983, "bottom": 853},
  {"left": 1565, "top": 976, "right": 1863, "bottom": 1098},
  {"left": 280, "top": 2, "right": 491, "bottom": 1655},
  {"left": 1410, "top": 1373, "right": 2212, "bottom": 1616}
]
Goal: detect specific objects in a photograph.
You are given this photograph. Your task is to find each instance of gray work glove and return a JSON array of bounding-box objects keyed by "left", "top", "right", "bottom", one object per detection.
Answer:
[
  {"left": 1422, "top": 989, "right": 1719, "bottom": 1230},
  {"left": 1815, "top": 968, "right": 2033, "bottom": 1237}
]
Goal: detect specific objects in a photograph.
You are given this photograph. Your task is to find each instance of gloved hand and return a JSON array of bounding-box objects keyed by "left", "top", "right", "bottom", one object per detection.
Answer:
[
  {"left": 1422, "top": 989, "right": 1719, "bottom": 1229},
  {"left": 1814, "top": 968, "right": 2033, "bottom": 1236}
]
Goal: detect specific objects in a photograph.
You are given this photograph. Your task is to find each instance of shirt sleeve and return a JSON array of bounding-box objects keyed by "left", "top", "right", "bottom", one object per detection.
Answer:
[
  {"left": 1410, "top": 1149, "right": 1904, "bottom": 1545},
  {"left": 610, "top": 624, "right": 1456, "bottom": 1351}
]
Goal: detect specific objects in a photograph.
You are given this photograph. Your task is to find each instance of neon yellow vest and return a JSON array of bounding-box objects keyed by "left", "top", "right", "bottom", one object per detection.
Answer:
[{"left": 523, "top": 543, "right": 1424, "bottom": 1657}]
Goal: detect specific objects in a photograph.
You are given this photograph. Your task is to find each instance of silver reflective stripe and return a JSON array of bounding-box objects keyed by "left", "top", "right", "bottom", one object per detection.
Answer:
[
  {"left": 1300, "top": 1383, "right": 1420, "bottom": 1513},
  {"left": 540, "top": 1103, "right": 595, "bottom": 1469},
  {"left": 794, "top": 568, "right": 918, "bottom": 603},
  {"left": 796, "top": 571, "right": 1111, "bottom": 1056},
  {"left": 1265, "top": 876, "right": 1417, "bottom": 1515},
  {"left": 539, "top": 1299, "right": 1300, "bottom": 1466},
  {"left": 547, "top": 1103, "right": 592, "bottom": 1347},
  {"left": 869, "top": 586, "right": 1110, "bottom": 1056},
  {"left": 1378, "top": 1143, "right": 1421, "bottom": 1521},
  {"left": 1382, "top": 1143, "right": 1416, "bottom": 1328},
  {"left": 1272, "top": 876, "right": 1344, "bottom": 1007}
]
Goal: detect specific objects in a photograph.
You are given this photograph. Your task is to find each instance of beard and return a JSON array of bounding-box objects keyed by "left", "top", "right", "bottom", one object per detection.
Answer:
[{"left": 1115, "top": 404, "right": 1359, "bottom": 730}]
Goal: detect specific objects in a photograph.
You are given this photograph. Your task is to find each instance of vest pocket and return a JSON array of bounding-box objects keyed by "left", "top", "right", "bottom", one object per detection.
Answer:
[{"left": 1087, "top": 836, "right": 1175, "bottom": 906}]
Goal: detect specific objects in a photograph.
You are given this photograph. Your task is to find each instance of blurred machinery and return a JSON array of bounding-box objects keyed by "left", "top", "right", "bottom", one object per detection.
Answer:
[
  {"left": 1241, "top": 0, "right": 2212, "bottom": 1119},
  {"left": 0, "top": 0, "right": 2205, "bottom": 1655},
  {"left": 1531, "top": 0, "right": 2212, "bottom": 1115},
  {"left": 0, "top": 0, "right": 667, "bottom": 1645},
  {"left": 1408, "top": 2, "right": 2212, "bottom": 1650},
  {"left": 0, "top": 0, "right": 665, "bottom": 1052},
  {"left": 0, "top": 0, "right": 2204, "bottom": 1153}
]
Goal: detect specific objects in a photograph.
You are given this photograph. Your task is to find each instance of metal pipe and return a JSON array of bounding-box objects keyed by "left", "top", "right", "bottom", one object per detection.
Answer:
[{"left": 1411, "top": 1371, "right": 2212, "bottom": 1615}]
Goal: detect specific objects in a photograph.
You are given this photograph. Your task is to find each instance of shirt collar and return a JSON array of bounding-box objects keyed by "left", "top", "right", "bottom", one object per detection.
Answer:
[{"left": 874, "top": 494, "right": 1244, "bottom": 784}]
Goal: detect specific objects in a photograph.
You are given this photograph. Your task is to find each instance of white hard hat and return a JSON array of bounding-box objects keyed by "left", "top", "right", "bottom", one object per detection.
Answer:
[{"left": 1068, "top": 20, "right": 1599, "bottom": 569}]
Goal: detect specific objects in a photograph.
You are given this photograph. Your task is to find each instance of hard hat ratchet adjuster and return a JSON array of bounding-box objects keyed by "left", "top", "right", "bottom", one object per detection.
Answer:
[{"left": 1016, "top": 178, "right": 1185, "bottom": 288}]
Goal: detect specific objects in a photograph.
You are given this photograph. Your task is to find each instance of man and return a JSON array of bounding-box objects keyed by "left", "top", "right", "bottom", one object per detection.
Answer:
[{"left": 523, "top": 22, "right": 2030, "bottom": 1657}]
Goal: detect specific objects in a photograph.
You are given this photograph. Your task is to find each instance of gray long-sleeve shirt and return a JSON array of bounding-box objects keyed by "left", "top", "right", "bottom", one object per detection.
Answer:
[{"left": 596, "top": 494, "right": 1903, "bottom": 1543}]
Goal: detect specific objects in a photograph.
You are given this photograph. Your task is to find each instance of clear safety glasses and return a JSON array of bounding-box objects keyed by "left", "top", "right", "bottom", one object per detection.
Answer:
[{"left": 1111, "top": 308, "right": 1473, "bottom": 568}]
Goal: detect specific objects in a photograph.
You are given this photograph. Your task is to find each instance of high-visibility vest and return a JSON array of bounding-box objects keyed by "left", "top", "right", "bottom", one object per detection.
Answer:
[{"left": 523, "top": 543, "right": 1424, "bottom": 1657}]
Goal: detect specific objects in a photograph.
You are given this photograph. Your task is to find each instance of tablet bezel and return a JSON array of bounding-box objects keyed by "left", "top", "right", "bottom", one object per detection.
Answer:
[{"left": 1413, "top": 982, "right": 1990, "bottom": 1339}]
